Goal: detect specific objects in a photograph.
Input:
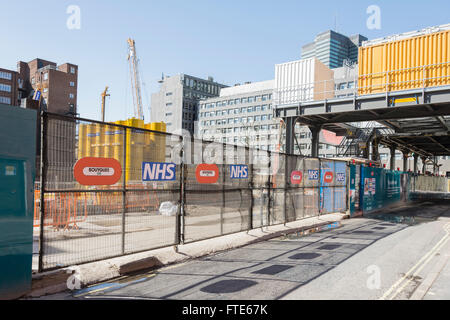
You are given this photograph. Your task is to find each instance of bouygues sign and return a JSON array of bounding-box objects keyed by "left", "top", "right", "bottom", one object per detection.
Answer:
[
  {"left": 196, "top": 164, "right": 219, "bottom": 184},
  {"left": 290, "top": 171, "right": 303, "bottom": 185},
  {"left": 74, "top": 157, "right": 122, "bottom": 186}
]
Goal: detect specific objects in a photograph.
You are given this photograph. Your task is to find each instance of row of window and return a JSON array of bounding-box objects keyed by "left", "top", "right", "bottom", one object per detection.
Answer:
[
  {"left": 184, "top": 90, "right": 210, "bottom": 100},
  {"left": 200, "top": 94, "right": 272, "bottom": 109},
  {"left": 200, "top": 104, "right": 272, "bottom": 118},
  {"left": 183, "top": 77, "right": 220, "bottom": 95},
  {"left": 202, "top": 124, "right": 281, "bottom": 134},
  {"left": 31, "top": 76, "right": 75, "bottom": 87},
  {"left": 201, "top": 114, "right": 275, "bottom": 126},
  {"left": 0, "top": 84, "right": 11, "bottom": 92},
  {"left": 0, "top": 71, "right": 12, "bottom": 80},
  {"left": 0, "top": 96, "right": 11, "bottom": 104}
]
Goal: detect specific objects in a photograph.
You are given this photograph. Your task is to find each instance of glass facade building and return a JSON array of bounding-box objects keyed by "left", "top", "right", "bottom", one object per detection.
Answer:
[{"left": 301, "top": 30, "right": 367, "bottom": 69}]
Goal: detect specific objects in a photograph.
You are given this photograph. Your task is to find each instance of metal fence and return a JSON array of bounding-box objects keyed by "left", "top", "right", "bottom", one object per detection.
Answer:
[{"left": 36, "top": 113, "right": 348, "bottom": 271}]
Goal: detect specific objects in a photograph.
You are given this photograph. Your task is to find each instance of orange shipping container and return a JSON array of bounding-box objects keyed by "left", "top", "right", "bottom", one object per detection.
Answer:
[{"left": 358, "top": 28, "right": 450, "bottom": 95}]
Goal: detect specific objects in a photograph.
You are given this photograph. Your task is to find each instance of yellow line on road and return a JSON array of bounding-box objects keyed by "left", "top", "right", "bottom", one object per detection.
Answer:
[{"left": 380, "top": 222, "right": 450, "bottom": 300}]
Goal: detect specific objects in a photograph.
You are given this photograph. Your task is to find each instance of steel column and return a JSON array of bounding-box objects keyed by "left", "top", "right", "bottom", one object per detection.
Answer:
[
  {"left": 390, "top": 146, "right": 396, "bottom": 170},
  {"left": 309, "top": 125, "right": 322, "bottom": 158}
]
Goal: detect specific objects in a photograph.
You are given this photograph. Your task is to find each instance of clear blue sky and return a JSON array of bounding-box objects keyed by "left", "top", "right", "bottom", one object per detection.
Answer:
[{"left": 1, "top": 0, "right": 449, "bottom": 122}]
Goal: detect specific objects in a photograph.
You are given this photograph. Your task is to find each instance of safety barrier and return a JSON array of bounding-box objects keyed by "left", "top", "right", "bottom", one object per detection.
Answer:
[{"left": 37, "top": 113, "right": 348, "bottom": 271}]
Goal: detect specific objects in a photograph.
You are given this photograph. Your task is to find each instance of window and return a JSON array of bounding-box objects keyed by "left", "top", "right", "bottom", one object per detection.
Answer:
[
  {"left": 43, "top": 88, "right": 48, "bottom": 93},
  {"left": 235, "top": 98, "right": 240, "bottom": 104},
  {"left": 247, "top": 107, "right": 253, "bottom": 113},
  {"left": 262, "top": 95, "right": 268, "bottom": 101},
  {"left": 242, "top": 97, "right": 248, "bottom": 104},
  {"left": 248, "top": 97, "right": 255, "bottom": 103},
  {"left": 166, "top": 102, "right": 173, "bottom": 107},
  {"left": 31, "top": 77, "right": 35, "bottom": 85},
  {"left": 261, "top": 115, "right": 267, "bottom": 121},
  {"left": 166, "top": 92, "right": 173, "bottom": 96},
  {"left": 69, "top": 93, "right": 74, "bottom": 99},
  {"left": 241, "top": 107, "right": 246, "bottom": 113},
  {"left": 43, "top": 73, "right": 48, "bottom": 81},
  {"left": 255, "top": 106, "right": 261, "bottom": 112},
  {"left": 0, "top": 71, "right": 12, "bottom": 80},
  {"left": 228, "top": 100, "right": 234, "bottom": 105},
  {"left": 69, "top": 81, "right": 75, "bottom": 87},
  {"left": 70, "top": 67, "right": 76, "bottom": 74},
  {"left": 165, "top": 112, "right": 172, "bottom": 116},
  {"left": 0, "top": 84, "right": 11, "bottom": 92}
]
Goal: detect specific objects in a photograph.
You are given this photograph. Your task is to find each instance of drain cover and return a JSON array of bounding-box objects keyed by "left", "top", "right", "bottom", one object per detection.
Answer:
[
  {"left": 200, "top": 280, "right": 257, "bottom": 294},
  {"left": 252, "top": 265, "right": 293, "bottom": 275},
  {"left": 289, "top": 252, "right": 321, "bottom": 260},
  {"left": 318, "top": 244, "right": 341, "bottom": 250}
]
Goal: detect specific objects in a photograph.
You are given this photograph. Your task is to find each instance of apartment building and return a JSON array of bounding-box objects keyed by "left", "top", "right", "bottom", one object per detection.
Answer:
[
  {"left": 17, "top": 59, "right": 78, "bottom": 115},
  {"left": 0, "top": 67, "right": 21, "bottom": 106}
]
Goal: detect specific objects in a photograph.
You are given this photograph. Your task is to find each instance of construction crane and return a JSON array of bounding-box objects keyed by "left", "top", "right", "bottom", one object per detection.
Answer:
[
  {"left": 100, "top": 86, "right": 110, "bottom": 122},
  {"left": 127, "top": 38, "right": 144, "bottom": 120}
]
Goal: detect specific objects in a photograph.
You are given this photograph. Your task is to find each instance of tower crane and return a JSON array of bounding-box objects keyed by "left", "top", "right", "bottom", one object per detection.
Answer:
[
  {"left": 100, "top": 86, "right": 110, "bottom": 122},
  {"left": 127, "top": 38, "right": 144, "bottom": 120}
]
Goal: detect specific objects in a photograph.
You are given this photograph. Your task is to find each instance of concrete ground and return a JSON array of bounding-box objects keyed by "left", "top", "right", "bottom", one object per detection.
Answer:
[{"left": 34, "top": 200, "right": 450, "bottom": 300}]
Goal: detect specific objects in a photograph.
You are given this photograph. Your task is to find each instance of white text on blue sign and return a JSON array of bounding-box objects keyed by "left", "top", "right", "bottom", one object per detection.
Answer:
[
  {"left": 142, "top": 162, "right": 176, "bottom": 181},
  {"left": 337, "top": 173, "right": 346, "bottom": 182},
  {"left": 230, "top": 165, "right": 248, "bottom": 179},
  {"left": 308, "top": 170, "right": 319, "bottom": 180}
]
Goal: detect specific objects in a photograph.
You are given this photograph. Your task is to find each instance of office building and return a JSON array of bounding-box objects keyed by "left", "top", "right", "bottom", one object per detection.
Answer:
[
  {"left": 198, "top": 80, "right": 341, "bottom": 156},
  {"left": 151, "top": 74, "right": 227, "bottom": 135},
  {"left": 301, "top": 30, "right": 367, "bottom": 69}
]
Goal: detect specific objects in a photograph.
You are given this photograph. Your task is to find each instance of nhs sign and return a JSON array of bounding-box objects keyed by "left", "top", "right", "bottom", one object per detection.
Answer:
[
  {"left": 142, "top": 162, "right": 176, "bottom": 181},
  {"left": 230, "top": 165, "right": 248, "bottom": 179}
]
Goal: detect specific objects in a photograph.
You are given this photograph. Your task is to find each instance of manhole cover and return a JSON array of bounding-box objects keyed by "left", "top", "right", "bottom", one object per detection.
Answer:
[
  {"left": 289, "top": 252, "right": 321, "bottom": 260},
  {"left": 318, "top": 244, "right": 341, "bottom": 250},
  {"left": 252, "top": 265, "right": 293, "bottom": 275},
  {"left": 200, "top": 280, "right": 257, "bottom": 294}
]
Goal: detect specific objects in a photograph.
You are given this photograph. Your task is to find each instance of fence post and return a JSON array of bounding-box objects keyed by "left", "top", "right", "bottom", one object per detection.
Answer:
[
  {"left": 249, "top": 146, "right": 254, "bottom": 231},
  {"left": 38, "top": 112, "right": 48, "bottom": 273},
  {"left": 284, "top": 154, "right": 288, "bottom": 225},
  {"left": 268, "top": 151, "right": 272, "bottom": 225},
  {"left": 177, "top": 136, "right": 185, "bottom": 245},
  {"left": 318, "top": 158, "right": 322, "bottom": 216},
  {"left": 121, "top": 127, "right": 127, "bottom": 255}
]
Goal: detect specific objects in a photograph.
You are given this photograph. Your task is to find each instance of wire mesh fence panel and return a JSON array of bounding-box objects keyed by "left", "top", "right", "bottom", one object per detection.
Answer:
[
  {"left": 124, "top": 190, "right": 179, "bottom": 253},
  {"left": 183, "top": 139, "right": 225, "bottom": 243},
  {"left": 269, "top": 152, "right": 286, "bottom": 225},
  {"left": 251, "top": 149, "right": 270, "bottom": 228},
  {"left": 285, "top": 155, "right": 305, "bottom": 221},
  {"left": 41, "top": 191, "right": 124, "bottom": 269},
  {"left": 222, "top": 145, "right": 252, "bottom": 234}
]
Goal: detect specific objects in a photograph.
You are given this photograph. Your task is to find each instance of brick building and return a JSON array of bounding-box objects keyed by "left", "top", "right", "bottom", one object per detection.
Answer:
[
  {"left": 17, "top": 59, "right": 78, "bottom": 115},
  {"left": 0, "top": 67, "right": 21, "bottom": 106}
]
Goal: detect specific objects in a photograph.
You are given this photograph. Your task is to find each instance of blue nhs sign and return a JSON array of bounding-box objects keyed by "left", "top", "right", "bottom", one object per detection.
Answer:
[
  {"left": 230, "top": 165, "right": 248, "bottom": 179},
  {"left": 142, "top": 162, "right": 176, "bottom": 181}
]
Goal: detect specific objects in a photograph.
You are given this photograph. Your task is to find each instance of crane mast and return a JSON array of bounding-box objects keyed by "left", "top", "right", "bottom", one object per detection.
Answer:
[{"left": 127, "top": 38, "right": 144, "bottom": 120}]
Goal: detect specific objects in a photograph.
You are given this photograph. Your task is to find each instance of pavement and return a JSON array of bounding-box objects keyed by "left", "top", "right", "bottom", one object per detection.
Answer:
[
  {"left": 29, "top": 201, "right": 450, "bottom": 300},
  {"left": 27, "top": 211, "right": 346, "bottom": 298}
]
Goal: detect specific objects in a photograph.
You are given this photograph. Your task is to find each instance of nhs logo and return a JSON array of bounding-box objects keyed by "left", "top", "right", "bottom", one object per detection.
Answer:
[
  {"left": 142, "top": 162, "right": 176, "bottom": 181},
  {"left": 230, "top": 165, "right": 248, "bottom": 179}
]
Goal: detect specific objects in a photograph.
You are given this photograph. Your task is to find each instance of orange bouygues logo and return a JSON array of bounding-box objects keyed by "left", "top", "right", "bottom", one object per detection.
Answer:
[
  {"left": 290, "top": 171, "right": 303, "bottom": 185},
  {"left": 196, "top": 164, "right": 219, "bottom": 184},
  {"left": 74, "top": 157, "right": 122, "bottom": 186},
  {"left": 323, "top": 171, "right": 334, "bottom": 184}
]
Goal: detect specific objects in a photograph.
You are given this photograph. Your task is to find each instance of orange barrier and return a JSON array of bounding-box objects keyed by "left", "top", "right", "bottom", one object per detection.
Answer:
[
  {"left": 33, "top": 191, "right": 88, "bottom": 230},
  {"left": 33, "top": 188, "right": 161, "bottom": 229}
]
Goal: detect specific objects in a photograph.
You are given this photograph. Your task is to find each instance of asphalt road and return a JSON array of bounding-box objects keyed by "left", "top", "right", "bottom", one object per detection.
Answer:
[{"left": 52, "top": 201, "right": 450, "bottom": 300}]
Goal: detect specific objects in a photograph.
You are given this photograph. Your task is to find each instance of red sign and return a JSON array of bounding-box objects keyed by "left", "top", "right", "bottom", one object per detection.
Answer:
[
  {"left": 74, "top": 157, "right": 122, "bottom": 186},
  {"left": 196, "top": 164, "right": 219, "bottom": 184},
  {"left": 324, "top": 171, "right": 334, "bottom": 184},
  {"left": 290, "top": 171, "right": 303, "bottom": 185}
]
